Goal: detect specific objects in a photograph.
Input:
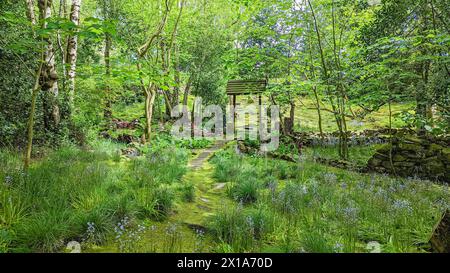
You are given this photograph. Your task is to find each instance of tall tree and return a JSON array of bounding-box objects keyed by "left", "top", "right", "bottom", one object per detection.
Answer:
[
  {"left": 101, "top": 0, "right": 114, "bottom": 119},
  {"left": 37, "top": 0, "right": 61, "bottom": 129},
  {"left": 66, "top": 0, "right": 81, "bottom": 112},
  {"left": 137, "top": 0, "right": 172, "bottom": 143}
]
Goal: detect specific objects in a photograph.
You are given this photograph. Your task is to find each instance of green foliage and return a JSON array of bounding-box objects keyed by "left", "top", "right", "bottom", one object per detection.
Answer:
[{"left": 0, "top": 0, "right": 449, "bottom": 255}]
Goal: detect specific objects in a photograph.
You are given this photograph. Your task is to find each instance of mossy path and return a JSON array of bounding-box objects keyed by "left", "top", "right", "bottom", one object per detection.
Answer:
[
  {"left": 180, "top": 141, "right": 229, "bottom": 226},
  {"left": 145, "top": 140, "right": 230, "bottom": 252},
  {"left": 87, "top": 141, "right": 230, "bottom": 253}
]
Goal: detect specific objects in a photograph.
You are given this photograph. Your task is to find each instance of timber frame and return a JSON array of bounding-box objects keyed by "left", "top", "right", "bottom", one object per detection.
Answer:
[{"left": 226, "top": 79, "right": 268, "bottom": 139}]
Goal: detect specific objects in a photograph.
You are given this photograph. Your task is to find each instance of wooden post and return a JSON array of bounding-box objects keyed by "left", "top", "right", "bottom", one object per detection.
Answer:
[
  {"left": 259, "top": 94, "right": 262, "bottom": 141},
  {"left": 233, "top": 94, "right": 237, "bottom": 140}
]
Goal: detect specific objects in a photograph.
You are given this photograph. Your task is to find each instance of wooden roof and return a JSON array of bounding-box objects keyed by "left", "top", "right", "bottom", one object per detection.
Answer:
[{"left": 226, "top": 80, "right": 267, "bottom": 95}]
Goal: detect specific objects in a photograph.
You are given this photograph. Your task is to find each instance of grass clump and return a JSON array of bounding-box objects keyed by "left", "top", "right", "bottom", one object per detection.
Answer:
[
  {"left": 180, "top": 183, "right": 195, "bottom": 202},
  {"left": 228, "top": 176, "right": 261, "bottom": 204},
  {"left": 209, "top": 205, "right": 275, "bottom": 252},
  {"left": 211, "top": 150, "right": 242, "bottom": 183}
]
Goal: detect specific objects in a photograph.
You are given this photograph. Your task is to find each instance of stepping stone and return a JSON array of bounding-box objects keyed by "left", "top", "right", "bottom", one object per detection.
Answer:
[
  {"left": 200, "top": 197, "right": 210, "bottom": 203},
  {"left": 188, "top": 141, "right": 227, "bottom": 170},
  {"left": 197, "top": 205, "right": 212, "bottom": 211},
  {"left": 184, "top": 222, "right": 208, "bottom": 233},
  {"left": 214, "top": 183, "right": 226, "bottom": 190}
]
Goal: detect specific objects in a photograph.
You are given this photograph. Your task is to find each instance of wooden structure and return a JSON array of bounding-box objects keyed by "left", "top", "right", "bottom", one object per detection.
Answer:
[
  {"left": 226, "top": 79, "right": 268, "bottom": 139},
  {"left": 226, "top": 79, "right": 267, "bottom": 107},
  {"left": 226, "top": 80, "right": 267, "bottom": 96}
]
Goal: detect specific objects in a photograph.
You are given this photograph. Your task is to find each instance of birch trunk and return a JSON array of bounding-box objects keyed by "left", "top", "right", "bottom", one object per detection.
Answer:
[
  {"left": 26, "top": 0, "right": 37, "bottom": 25},
  {"left": 66, "top": 0, "right": 81, "bottom": 111},
  {"left": 104, "top": 32, "right": 112, "bottom": 119},
  {"left": 38, "top": 0, "right": 60, "bottom": 128}
]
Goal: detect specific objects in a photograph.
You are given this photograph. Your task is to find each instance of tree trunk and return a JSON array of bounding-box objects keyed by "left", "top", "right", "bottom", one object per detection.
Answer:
[
  {"left": 38, "top": 0, "right": 60, "bottom": 129},
  {"left": 182, "top": 76, "right": 192, "bottom": 106},
  {"left": 312, "top": 86, "right": 324, "bottom": 141},
  {"left": 145, "top": 87, "right": 156, "bottom": 142},
  {"left": 136, "top": 0, "right": 171, "bottom": 143},
  {"left": 173, "top": 46, "right": 181, "bottom": 105},
  {"left": 24, "top": 0, "right": 42, "bottom": 169},
  {"left": 416, "top": 63, "right": 430, "bottom": 136},
  {"left": 25, "top": 61, "right": 44, "bottom": 169},
  {"left": 26, "top": 0, "right": 37, "bottom": 25},
  {"left": 66, "top": 0, "right": 81, "bottom": 112},
  {"left": 56, "top": 0, "right": 67, "bottom": 101},
  {"left": 104, "top": 32, "right": 112, "bottom": 119}
]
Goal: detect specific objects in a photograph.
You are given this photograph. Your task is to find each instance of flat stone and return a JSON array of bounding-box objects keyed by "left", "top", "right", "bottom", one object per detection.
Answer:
[
  {"left": 377, "top": 144, "right": 392, "bottom": 153},
  {"left": 214, "top": 183, "right": 227, "bottom": 190},
  {"left": 184, "top": 222, "right": 208, "bottom": 233},
  {"left": 399, "top": 143, "right": 424, "bottom": 152},
  {"left": 393, "top": 154, "right": 407, "bottom": 162},
  {"left": 197, "top": 205, "right": 212, "bottom": 211},
  {"left": 393, "top": 161, "right": 415, "bottom": 168}
]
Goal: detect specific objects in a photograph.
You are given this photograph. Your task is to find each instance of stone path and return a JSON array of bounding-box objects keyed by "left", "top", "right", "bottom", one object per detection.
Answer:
[
  {"left": 87, "top": 141, "right": 231, "bottom": 253},
  {"left": 145, "top": 140, "right": 231, "bottom": 252},
  {"left": 189, "top": 140, "right": 227, "bottom": 170},
  {"left": 176, "top": 140, "right": 231, "bottom": 230}
]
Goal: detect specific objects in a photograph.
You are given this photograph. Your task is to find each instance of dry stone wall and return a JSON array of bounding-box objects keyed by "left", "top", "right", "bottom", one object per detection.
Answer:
[{"left": 367, "top": 136, "right": 449, "bottom": 183}]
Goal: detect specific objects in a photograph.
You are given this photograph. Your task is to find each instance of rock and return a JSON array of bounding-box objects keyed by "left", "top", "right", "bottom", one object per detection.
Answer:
[
  {"left": 393, "top": 161, "right": 416, "bottom": 168},
  {"left": 214, "top": 183, "right": 227, "bottom": 190},
  {"left": 424, "top": 160, "right": 445, "bottom": 175},
  {"left": 429, "top": 210, "right": 450, "bottom": 253},
  {"left": 185, "top": 222, "right": 208, "bottom": 234},
  {"left": 398, "top": 143, "right": 424, "bottom": 152},
  {"left": 403, "top": 136, "right": 424, "bottom": 144},
  {"left": 402, "top": 152, "right": 423, "bottom": 159},
  {"left": 393, "top": 154, "right": 407, "bottom": 162},
  {"left": 117, "top": 134, "right": 138, "bottom": 144},
  {"left": 268, "top": 152, "right": 296, "bottom": 163},
  {"left": 382, "top": 160, "right": 395, "bottom": 169},
  {"left": 374, "top": 151, "right": 390, "bottom": 159},
  {"left": 121, "top": 147, "right": 140, "bottom": 158},
  {"left": 424, "top": 156, "right": 439, "bottom": 163},
  {"left": 112, "top": 118, "right": 140, "bottom": 130},
  {"left": 377, "top": 144, "right": 392, "bottom": 154},
  {"left": 368, "top": 158, "right": 382, "bottom": 167}
]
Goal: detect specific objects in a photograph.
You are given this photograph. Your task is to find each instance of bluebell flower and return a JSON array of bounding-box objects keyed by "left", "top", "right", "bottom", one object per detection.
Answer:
[
  {"left": 392, "top": 199, "right": 413, "bottom": 214},
  {"left": 4, "top": 176, "right": 12, "bottom": 186}
]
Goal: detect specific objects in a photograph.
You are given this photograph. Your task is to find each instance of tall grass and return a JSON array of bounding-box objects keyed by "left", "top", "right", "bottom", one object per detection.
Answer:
[
  {"left": 0, "top": 141, "right": 188, "bottom": 252},
  {"left": 210, "top": 146, "right": 450, "bottom": 253},
  {"left": 208, "top": 204, "right": 275, "bottom": 252}
]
